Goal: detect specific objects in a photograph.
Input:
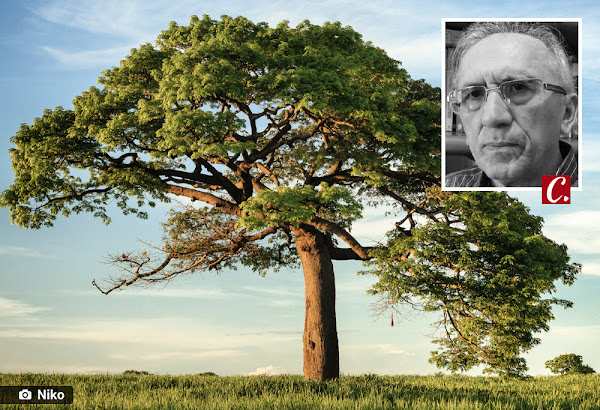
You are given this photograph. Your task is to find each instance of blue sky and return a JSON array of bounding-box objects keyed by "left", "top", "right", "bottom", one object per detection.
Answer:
[{"left": 1, "top": 0, "right": 599, "bottom": 377}]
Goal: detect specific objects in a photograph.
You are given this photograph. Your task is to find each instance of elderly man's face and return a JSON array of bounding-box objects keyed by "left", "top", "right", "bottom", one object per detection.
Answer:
[{"left": 455, "top": 33, "right": 576, "bottom": 186}]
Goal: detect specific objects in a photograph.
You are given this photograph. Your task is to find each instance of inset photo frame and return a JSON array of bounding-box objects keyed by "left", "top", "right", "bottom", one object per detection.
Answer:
[{"left": 441, "top": 19, "right": 582, "bottom": 191}]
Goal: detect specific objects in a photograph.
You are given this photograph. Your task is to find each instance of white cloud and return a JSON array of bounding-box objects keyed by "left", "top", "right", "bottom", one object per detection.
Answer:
[
  {"left": 41, "top": 45, "right": 133, "bottom": 69},
  {"left": 68, "top": 280, "right": 305, "bottom": 308},
  {"left": 0, "top": 363, "right": 118, "bottom": 375},
  {"left": 0, "top": 297, "right": 50, "bottom": 317},
  {"left": 110, "top": 287, "right": 237, "bottom": 299},
  {"left": 0, "top": 245, "right": 58, "bottom": 259},
  {"left": 350, "top": 204, "right": 397, "bottom": 246},
  {"left": 0, "top": 317, "right": 298, "bottom": 350},
  {"left": 248, "top": 365, "right": 286, "bottom": 376},
  {"left": 33, "top": 0, "right": 165, "bottom": 40},
  {"left": 51, "top": 366, "right": 116, "bottom": 374},
  {"left": 383, "top": 31, "right": 442, "bottom": 81},
  {"left": 26, "top": 0, "right": 600, "bottom": 88},
  {"left": 543, "top": 210, "right": 600, "bottom": 255},
  {"left": 345, "top": 343, "right": 416, "bottom": 356},
  {"left": 242, "top": 285, "right": 302, "bottom": 299},
  {"left": 107, "top": 283, "right": 304, "bottom": 304},
  {"left": 28, "top": 0, "right": 447, "bottom": 77},
  {"left": 31, "top": 0, "right": 175, "bottom": 68},
  {"left": 581, "top": 262, "right": 600, "bottom": 276},
  {"left": 582, "top": 137, "right": 600, "bottom": 172},
  {"left": 582, "top": 23, "right": 600, "bottom": 77},
  {"left": 550, "top": 325, "right": 600, "bottom": 338},
  {"left": 374, "top": 344, "right": 415, "bottom": 356},
  {"left": 0, "top": 314, "right": 302, "bottom": 374},
  {"left": 109, "top": 349, "right": 241, "bottom": 362},
  {"left": 336, "top": 273, "right": 378, "bottom": 294},
  {"left": 350, "top": 218, "right": 391, "bottom": 245},
  {"left": 266, "top": 299, "right": 300, "bottom": 308}
]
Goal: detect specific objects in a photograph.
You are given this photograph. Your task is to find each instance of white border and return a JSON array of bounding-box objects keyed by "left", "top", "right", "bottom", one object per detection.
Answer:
[{"left": 441, "top": 18, "right": 583, "bottom": 192}]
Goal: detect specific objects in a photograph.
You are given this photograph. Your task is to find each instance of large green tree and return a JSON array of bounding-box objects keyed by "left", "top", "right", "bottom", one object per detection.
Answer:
[
  {"left": 1, "top": 15, "right": 578, "bottom": 380},
  {"left": 1, "top": 15, "right": 440, "bottom": 380}
]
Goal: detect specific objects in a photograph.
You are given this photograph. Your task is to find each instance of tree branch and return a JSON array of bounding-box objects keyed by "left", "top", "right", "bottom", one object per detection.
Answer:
[
  {"left": 93, "top": 224, "right": 281, "bottom": 295},
  {"left": 328, "top": 247, "right": 373, "bottom": 260},
  {"left": 168, "top": 185, "right": 241, "bottom": 216},
  {"left": 33, "top": 187, "right": 112, "bottom": 212},
  {"left": 305, "top": 217, "right": 370, "bottom": 260}
]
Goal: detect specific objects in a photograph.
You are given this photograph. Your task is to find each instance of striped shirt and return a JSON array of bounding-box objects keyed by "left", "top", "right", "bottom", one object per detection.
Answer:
[{"left": 445, "top": 141, "right": 578, "bottom": 188}]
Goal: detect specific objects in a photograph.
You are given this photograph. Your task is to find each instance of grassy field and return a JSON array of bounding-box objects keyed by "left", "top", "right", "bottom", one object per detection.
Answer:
[{"left": 1, "top": 372, "right": 599, "bottom": 409}]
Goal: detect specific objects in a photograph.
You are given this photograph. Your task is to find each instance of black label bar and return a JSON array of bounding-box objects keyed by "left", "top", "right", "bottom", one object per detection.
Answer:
[{"left": 0, "top": 386, "right": 73, "bottom": 404}]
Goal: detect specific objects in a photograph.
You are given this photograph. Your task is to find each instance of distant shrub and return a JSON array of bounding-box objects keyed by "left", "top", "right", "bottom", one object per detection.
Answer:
[
  {"left": 123, "top": 370, "right": 151, "bottom": 375},
  {"left": 545, "top": 354, "right": 596, "bottom": 375},
  {"left": 197, "top": 372, "right": 218, "bottom": 377}
]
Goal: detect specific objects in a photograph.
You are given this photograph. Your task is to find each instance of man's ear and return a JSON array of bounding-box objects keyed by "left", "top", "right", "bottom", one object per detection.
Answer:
[{"left": 561, "top": 93, "right": 578, "bottom": 136}]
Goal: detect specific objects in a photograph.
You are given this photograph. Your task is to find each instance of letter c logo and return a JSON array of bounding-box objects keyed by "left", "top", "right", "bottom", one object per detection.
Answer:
[
  {"left": 542, "top": 175, "right": 571, "bottom": 204},
  {"left": 546, "top": 176, "right": 567, "bottom": 203}
]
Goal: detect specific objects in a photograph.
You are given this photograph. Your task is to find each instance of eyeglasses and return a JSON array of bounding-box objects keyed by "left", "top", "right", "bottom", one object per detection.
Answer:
[{"left": 447, "top": 78, "right": 567, "bottom": 114}]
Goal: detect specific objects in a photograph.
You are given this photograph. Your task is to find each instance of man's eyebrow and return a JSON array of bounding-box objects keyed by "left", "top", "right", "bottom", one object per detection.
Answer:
[
  {"left": 457, "top": 81, "right": 485, "bottom": 89},
  {"left": 498, "top": 75, "right": 532, "bottom": 82},
  {"left": 458, "top": 75, "right": 534, "bottom": 88},
  {"left": 455, "top": 75, "right": 486, "bottom": 88},
  {"left": 460, "top": 82, "right": 485, "bottom": 87}
]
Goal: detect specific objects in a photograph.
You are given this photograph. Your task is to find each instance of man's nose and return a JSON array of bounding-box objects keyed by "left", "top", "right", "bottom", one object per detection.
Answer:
[{"left": 481, "top": 89, "right": 512, "bottom": 127}]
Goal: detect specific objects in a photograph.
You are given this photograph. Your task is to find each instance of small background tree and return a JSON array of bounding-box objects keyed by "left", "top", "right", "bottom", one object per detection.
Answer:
[{"left": 545, "top": 354, "right": 596, "bottom": 375}]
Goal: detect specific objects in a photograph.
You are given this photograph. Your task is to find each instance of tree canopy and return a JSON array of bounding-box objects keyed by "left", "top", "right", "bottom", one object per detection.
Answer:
[
  {"left": 545, "top": 354, "right": 596, "bottom": 375},
  {"left": 2, "top": 15, "right": 439, "bottom": 234}
]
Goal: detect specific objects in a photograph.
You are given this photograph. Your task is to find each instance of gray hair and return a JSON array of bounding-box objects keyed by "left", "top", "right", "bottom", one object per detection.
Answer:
[{"left": 450, "top": 22, "right": 575, "bottom": 94}]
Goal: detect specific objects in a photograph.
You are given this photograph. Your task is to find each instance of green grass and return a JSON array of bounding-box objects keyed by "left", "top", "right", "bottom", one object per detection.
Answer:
[{"left": 1, "top": 373, "right": 599, "bottom": 409}]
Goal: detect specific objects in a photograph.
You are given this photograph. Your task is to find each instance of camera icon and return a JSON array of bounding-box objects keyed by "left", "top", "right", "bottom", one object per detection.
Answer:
[{"left": 18, "top": 389, "right": 33, "bottom": 400}]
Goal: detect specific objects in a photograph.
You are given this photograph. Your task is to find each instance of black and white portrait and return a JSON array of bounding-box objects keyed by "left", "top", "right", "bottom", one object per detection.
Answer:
[{"left": 442, "top": 19, "right": 581, "bottom": 190}]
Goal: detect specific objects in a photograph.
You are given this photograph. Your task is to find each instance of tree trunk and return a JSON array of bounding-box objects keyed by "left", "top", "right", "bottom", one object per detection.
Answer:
[{"left": 292, "top": 225, "right": 339, "bottom": 381}]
